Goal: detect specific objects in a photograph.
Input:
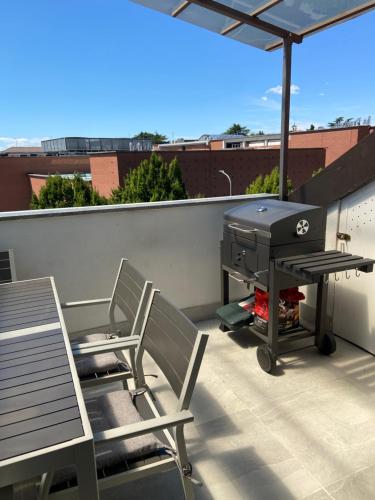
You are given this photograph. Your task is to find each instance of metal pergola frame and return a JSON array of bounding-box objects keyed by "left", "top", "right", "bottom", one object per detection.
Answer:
[{"left": 133, "top": 0, "right": 375, "bottom": 200}]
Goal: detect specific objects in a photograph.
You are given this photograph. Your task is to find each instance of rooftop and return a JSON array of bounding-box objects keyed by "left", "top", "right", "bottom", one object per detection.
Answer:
[{"left": 1, "top": 181, "right": 375, "bottom": 499}]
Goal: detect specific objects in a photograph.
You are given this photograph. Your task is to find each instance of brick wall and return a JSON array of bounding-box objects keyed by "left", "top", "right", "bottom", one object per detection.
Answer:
[
  {"left": 0, "top": 156, "right": 90, "bottom": 211},
  {"left": 289, "top": 126, "right": 374, "bottom": 166},
  {"left": 29, "top": 176, "right": 47, "bottom": 197},
  {"left": 91, "top": 148, "right": 325, "bottom": 199}
]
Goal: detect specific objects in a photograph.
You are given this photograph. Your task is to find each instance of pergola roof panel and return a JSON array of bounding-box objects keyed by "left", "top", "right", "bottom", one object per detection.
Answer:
[
  {"left": 259, "top": 0, "right": 373, "bottom": 33},
  {"left": 131, "top": 0, "right": 375, "bottom": 50},
  {"left": 227, "top": 22, "right": 279, "bottom": 48}
]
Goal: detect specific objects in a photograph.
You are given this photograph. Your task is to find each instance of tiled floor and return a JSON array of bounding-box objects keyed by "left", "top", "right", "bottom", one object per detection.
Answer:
[
  {"left": 122, "top": 319, "right": 375, "bottom": 500},
  {"left": 15, "top": 319, "right": 375, "bottom": 500}
]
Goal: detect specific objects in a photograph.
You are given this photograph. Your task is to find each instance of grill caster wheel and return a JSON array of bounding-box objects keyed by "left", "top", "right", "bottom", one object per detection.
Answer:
[
  {"left": 318, "top": 334, "right": 336, "bottom": 355},
  {"left": 257, "top": 345, "right": 276, "bottom": 373}
]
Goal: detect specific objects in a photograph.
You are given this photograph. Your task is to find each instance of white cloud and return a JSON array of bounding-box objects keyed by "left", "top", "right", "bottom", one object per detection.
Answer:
[
  {"left": 251, "top": 96, "right": 281, "bottom": 112},
  {"left": 0, "top": 136, "right": 50, "bottom": 151},
  {"left": 319, "top": 92, "right": 325, "bottom": 96},
  {"left": 266, "top": 84, "right": 300, "bottom": 95}
]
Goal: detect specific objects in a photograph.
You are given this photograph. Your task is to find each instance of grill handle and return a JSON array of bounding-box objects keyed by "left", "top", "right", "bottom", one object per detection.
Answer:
[{"left": 227, "top": 223, "right": 271, "bottom": 238}]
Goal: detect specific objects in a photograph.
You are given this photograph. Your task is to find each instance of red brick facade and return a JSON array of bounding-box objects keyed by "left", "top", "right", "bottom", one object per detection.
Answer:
[
  {"left": 0, "top": 156, "right": 90, "bottom": 211},
  {"left": 91, "top": 148, "right": 326, "bottom": 199},
  {"left": 289, "top": 126, "right": 374, "bottom": 166}
]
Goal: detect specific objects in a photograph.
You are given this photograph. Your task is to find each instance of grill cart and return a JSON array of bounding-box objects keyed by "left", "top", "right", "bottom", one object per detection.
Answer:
[{"left": 220, "top": 199, "right": 375, "bottom": 373}]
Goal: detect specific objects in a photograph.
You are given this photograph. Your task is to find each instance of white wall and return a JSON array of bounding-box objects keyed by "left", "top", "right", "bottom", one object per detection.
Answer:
[
  {"left": 329, "top": 180, "right": 375, "bottom": 354},
  {"left": 0, "top": 195, "right": 271, "bottom": 333},
  {"left": 301, "top": 181, "right": 375, "bottom": 354}
]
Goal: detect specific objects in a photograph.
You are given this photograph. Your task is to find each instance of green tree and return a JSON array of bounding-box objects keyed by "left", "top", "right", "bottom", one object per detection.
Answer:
[
  {"left": 110, "top": 153, "right": 187, "bottom": 204},
  {"left": 30, "top": 174, "right": 107, "bottom": 209},
  {"left": 224, "top": 123, "right": 250, "bottom": 136},
  {"left": 133, "top": 131, "right": 168, "bottom": 144},
  {"left": 328, "top": 117, "right": 345, "bottom": 128},
  {"left": 245, "top": 166, "right": 293, "bottom": 195},
  {"left": 308, "top": 124, "right": 315, "bottom": 131}
]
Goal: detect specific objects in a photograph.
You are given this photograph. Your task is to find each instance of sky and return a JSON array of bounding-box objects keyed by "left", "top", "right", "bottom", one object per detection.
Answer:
[{"left": 1, "top": 0, "right": 375, "bottom": 150}]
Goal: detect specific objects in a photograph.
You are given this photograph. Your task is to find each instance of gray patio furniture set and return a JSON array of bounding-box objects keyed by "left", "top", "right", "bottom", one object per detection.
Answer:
[{"left": 0, "top": 254, "right": 208, "bottom": 500}]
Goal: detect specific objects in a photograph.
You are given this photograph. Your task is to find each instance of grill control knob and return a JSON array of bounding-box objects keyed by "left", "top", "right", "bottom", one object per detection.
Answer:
[
  {"left": 296, "top": 219, "right": 309, "bottom": 236},
  {"left": 241, "top": 250, "right": 246, "bottom": 256}
]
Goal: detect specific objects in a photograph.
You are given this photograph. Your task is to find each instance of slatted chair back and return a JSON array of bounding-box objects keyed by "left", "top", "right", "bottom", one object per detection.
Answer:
[
  {"left": 136, "top": 289, "right": 208, "bottom": 410},
  {"left": 109, "top": 258, "right": 152, "bottom": 335},
  {"left": 0, "top": 249, "right": 16, "bottom": 284}
]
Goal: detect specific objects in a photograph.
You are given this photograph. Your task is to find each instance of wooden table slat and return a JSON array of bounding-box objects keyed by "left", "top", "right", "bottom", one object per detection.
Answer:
[
  {"left": 0, "top": 383, "right": 76, "bottom": 417},
  {"left": 0, "top": 312, "right": 60, "bottom": 331},
  {"left": 0, "top": 304, "right": 57, "bottom": 321},
  {"left": 0, "top": 329, "right": 61, "bottom": 349},
  {"left": 0, "top": 278, "right": 84, "bottom": 464},
  {"left": 0, "top": 348, "right": 67, "bottom": 370},
  {"left": 0, "top": 407, "right": 80, "bottom": 441},
  {"left": 0, "top": 341, "right": 65, "bottom": 362},
  {"left": 0, "top": 355, "right": 69, "bottom": 382},
  {"left": 0, "top": 365, "right": 71, "bottom": 391},
  {"left": 0, "top": 395, "right": 78, "bottom": 427},
  {"left": 0, "top": 419, "right": 83, "bottom": 461},
  {"left": 0, "top": 373, "right": 72, "bottom": 400}
]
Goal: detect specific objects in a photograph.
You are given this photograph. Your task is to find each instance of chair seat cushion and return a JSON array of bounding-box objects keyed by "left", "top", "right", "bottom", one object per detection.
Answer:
[
  {"left": 51, "top": 390, "right": 168, "bottom": 489},
  {"left": 73, "top": 333, "right": 130, "bottom": 378}
]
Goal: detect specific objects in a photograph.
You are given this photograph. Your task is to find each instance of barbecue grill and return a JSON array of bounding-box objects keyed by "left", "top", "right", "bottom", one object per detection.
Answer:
[{"left": 220, "top": 199, "right": 375, "bottom": 373}]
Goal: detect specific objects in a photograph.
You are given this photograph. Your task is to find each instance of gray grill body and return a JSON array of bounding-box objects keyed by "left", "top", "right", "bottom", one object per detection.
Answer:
[{"left": 221, "top": 199, "right": 326, "bottom": 285}]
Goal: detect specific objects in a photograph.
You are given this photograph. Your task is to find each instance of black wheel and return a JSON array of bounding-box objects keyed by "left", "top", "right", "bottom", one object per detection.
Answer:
[
  {"left": 256, "top": 345, "right": 276, "bottom": 373},
  {"left": 318, "top": 334, "right": 336, "bottom": 355}
]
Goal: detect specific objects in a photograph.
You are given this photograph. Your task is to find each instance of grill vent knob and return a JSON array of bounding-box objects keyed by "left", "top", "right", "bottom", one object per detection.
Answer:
[{"left": 296, "top": 219, "right": 309, "bottom": 236}]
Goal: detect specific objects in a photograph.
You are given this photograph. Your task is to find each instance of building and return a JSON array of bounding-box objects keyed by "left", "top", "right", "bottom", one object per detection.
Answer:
[
  {"left": 41, "top": 137, "right": 152, "bottom": 155},
  {"left": 211, "top": 133, "right": 281, "bottom": 150},
  {"left": 160, "top": 126, "right": 375, "bottom": 167},
  {"left": 289, "top": 126, "right": 374, "bottom": 166},
  {"left": 90, "top": 148, "right": 325, "bottom": 199},
  {"left": 0, "top": 155, "right": 90, "bottom": 211},
  {"left": 158, "top": 134, "right": 247, "bottom": 151},
  {"left": 0, "top": 146, "right": 43, "bottom": 157}
]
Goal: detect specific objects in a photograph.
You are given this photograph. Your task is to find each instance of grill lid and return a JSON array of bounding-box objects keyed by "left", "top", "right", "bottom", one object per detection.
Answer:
[{"left": 224, "top": 199, "right": 326, "bottom": 245}]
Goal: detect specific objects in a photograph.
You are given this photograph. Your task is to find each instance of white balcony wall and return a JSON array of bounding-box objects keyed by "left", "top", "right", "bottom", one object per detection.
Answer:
[
  {"left": 302, "top": 180, "right": 375, "bottom": 354},
  {"left": 0, "top": 195, "right": 273, "bottom": 333}
]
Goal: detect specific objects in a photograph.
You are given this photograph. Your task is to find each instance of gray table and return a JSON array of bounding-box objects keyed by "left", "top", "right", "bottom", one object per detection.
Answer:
[{"left": 0, "top": 277, "right": 99, "bottom": 499}]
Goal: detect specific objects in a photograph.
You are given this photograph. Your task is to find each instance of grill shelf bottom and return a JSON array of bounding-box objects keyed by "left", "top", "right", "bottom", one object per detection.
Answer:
[{"left": 221, "top": 245, "right": 375, "bottom": 374}]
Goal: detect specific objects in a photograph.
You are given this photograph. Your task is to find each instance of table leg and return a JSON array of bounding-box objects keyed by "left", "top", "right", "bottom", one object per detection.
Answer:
[{"left": 76, "top": 441, "right": 99, "bottom": 500}]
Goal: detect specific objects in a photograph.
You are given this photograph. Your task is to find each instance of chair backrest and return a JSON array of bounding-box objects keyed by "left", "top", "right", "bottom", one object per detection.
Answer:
[
  {"left": 136, "top": 289, "right": 209, "bottom": 410},
  {"left": 0, "top": 249, "right": 16, "bottom": 284},
  {"left": 109, "top": 258, "right": 152, "bottom": 335}
]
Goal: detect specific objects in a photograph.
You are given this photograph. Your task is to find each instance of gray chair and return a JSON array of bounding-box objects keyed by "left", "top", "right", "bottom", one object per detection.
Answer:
[
  {"left": 0, "top": 249, "right": 16, "bottom": 283},
  {"left": 61, "top": 258, "right": 152, "bottom": 387},
  {"left": 42, "top": 289, "right": 209, "bottom": 500}
]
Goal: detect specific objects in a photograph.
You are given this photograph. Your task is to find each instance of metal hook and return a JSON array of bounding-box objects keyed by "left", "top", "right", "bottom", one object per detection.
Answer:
[
  {"left": 345, "top": 271, "right": 351, "bottom": 280},
  {"left": 335, "top": 273, "right": 340, "bottom": 282},
  {"left": 355, "top": 269, "right": 361, "bottom": 277}
]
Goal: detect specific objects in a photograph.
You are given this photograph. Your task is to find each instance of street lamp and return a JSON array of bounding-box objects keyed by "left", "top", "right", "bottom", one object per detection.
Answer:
[{"left": 219, "top": 169, "right": 232, "bottom": 196}]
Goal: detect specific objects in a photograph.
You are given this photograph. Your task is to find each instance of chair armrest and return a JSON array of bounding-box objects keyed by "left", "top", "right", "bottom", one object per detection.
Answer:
[
  {"left": 61, "top": 298, "right": 111, "bottom": 309},
  {"left": 94, "top": 410, "right": 194, "bottom": 444},
  {"left": 72, "top": 336, "right": 140, "bottom": 357}
]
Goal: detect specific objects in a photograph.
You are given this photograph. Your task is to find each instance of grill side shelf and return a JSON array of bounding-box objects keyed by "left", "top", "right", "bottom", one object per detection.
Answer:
[{"left": 275, "top": 251, "right": 375, "bottom": 282}]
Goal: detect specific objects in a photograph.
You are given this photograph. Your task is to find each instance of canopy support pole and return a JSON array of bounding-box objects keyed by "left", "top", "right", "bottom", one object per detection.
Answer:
[{"left": 279, "top": 37, "right": 292, "bottom": 201}]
